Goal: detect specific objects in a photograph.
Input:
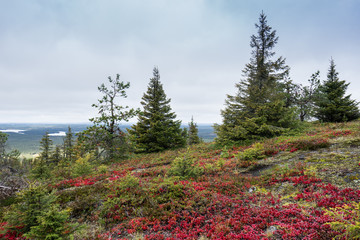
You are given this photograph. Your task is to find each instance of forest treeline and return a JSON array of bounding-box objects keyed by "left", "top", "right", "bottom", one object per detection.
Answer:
[{"left": 0, "top": 11, "right": 359, "bottom": 239}]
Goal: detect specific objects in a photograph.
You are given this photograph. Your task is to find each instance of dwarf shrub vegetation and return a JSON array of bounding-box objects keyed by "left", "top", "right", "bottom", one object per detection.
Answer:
[
  {"left": 168, "top": 153, "right": 203, "bottom": 180},
  {"left": 237, "top": 142, "right": 265, "bottom": 161},
  {"left": 101, "top": 174, "right": 192, "bottom": 227},
  {"left": 72, "top": 154, "right": 94, "bottom": 177},
  {"left": 325, "top": 201, "right": 360, "bottom": 239}
]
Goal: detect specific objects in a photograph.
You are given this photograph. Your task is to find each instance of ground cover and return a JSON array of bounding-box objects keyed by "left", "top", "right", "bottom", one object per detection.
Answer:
[{"left": 2, "top": 121, "right": 360, "bottom": 239}]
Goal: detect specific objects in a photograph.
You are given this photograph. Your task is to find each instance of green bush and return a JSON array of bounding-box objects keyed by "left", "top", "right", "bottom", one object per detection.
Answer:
[
  {"left": 31, "top": 158, "right": 51, "bottom": 180},
  {"left": 4, "top": 183, "right": 77, "bottom": 239},
  {"left": 220, "top": 146, "right": 230, "bottom": 158},
  {"left": 101, "top": 174, "right": 147, "bottom": 226},
  {"left": 97, "top": 164, "right": 108, "bottom": 174},
  {"left": 24, "top": 205, "right": 77, "bottom": 240},
  {"left": 72, "top": 154, "right": 94, "bottom": 177},
  {"left": 168, "top": 153, "right": 203, "bottom": 180},
  {"left": 151, "top": 177, "right": 189, "bottom": 212},
  {"left": 237, "top": 142, "right": 265, "bottom": 161}
]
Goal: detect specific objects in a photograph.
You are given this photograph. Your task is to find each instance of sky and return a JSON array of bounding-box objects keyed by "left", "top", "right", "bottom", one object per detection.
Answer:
[{"left": 1, "top": 0, "right": 360, "bottom": 124}]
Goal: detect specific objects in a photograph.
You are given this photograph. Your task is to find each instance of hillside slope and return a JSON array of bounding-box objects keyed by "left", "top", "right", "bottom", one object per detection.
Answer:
[{"left": 2, "top": 121, "right": 360, "bottom": 239}]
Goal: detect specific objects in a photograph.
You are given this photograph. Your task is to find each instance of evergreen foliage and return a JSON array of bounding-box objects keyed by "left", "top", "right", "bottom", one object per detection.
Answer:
[
  {"left": 168, "top": 150, "right": 203, "bottom": 180},
  {"left": 0, "top": 133, "right": 26, "bottom": 201},
  {"left": 0, "top": 133, "right": 6, "bottom": 163},
  {"left": 237, "top": 142, "right": 265, "bottom": 162},
  {"left": 4, "top": 183, "right": 77, "bottom": 239},
  {"left": 314, "top": 58, "right": 359, "bottom": 122},
  {"left": 40, "top": 131, "right": 53, "bottom": 162},
  {"left": 32, "top": 132, "right": 53, "bottom": 179},
  {"left": 63, "top": 126, "right": 74, "bottom": 162},
  {"left": 72, "top": 154, "right": 94, "bottom": 177},
  {"left": 187, "top": 117, "right": 201, "bottom": 145},
  {"left": 215, "top": 12, "right": 296, "bottom": 145},
  {"left": 129, "top": 67, "right": 187, "bottom": 153},
  {"left": 24, "top": 204, "right": 75, "bottom": 240},
  {"left": 83, "top": 74, "right": 138, "bottom": 161},
  {"left": 0, "top": 133, "right": 19, "bottom": 167},
  {"left": 52, "top": 145, "right": 62, "bottom": 164}
]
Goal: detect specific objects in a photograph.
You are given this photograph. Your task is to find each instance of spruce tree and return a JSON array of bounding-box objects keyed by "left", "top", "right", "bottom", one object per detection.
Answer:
[
  {"left": 129, "top": 67, "right": 186, "bottom": 152},
  {"left": 215, "top": 12, "right": 296, "bottom": 145},
  {"left": 32, "top": 132, "right": 52, "bottom": 179},
  {"left": 4, "top": 183, "right": 77, "bottom": 239},
  {"left": 40, "top": 131, "right": 52, "bottom": 162},
  {"left": 0, "top": 133, "right": 7, "bottom": 164},
  {"left": 188, "top": 116, "right": 200, "bottom": 145},
  {"left": 52, "top": 145, "right": 62, "bottom": 164},
  {"left": 315, "top": 58, "right": 359, "bottom": 122},
  {"left": 63, "top": 126, "right": 74, "bottom": 162}
]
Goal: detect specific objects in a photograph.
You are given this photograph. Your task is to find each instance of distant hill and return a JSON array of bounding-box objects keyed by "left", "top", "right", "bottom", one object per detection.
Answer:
[{"left": 0, "top": 123, "right": 215, "bottom": 156}]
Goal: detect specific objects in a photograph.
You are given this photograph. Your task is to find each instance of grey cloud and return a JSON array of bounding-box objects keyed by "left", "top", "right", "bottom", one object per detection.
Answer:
[{"left": 1, "top": 0, "right": 360, "bottom": 123}]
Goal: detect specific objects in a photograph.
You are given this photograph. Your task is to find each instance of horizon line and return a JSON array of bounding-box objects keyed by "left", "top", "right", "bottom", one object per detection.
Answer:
[{"left": 0, "top": 122, "right": 218, "bottom": 125}]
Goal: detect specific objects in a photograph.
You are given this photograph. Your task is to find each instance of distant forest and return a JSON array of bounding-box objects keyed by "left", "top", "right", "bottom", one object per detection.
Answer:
[{"left": 1, "top": 124, "right": 215, "bottom": 155}]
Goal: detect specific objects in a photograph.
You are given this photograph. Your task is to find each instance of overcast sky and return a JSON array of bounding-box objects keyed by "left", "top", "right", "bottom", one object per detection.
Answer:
[{"left": 1, "top": 0, "right": 359, "bottom": 124}]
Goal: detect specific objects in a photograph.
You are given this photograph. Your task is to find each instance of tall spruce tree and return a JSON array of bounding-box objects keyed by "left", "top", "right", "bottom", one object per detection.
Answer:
[
  {"left": 215, "top": 12, "right": 296, "bottom": 145},
  {"left": 129, "top": 67, "right": 186, "bottom": 153},
  {"left": 314, "top": 58, "right": 359, "bottom": 122}
]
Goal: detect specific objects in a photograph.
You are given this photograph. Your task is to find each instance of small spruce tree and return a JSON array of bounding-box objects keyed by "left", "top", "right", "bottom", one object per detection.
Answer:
[
  {"left": 0, "top": 132, "right": 6, "bottom": 163},
  {"left": 315, "top": 58, "right": 359, "bottom": 122},
  {"left": 129, "top": 67, "right": 187, "bottom": 152},
  {"left": 52, "top": 145, "right": 62, "bottom": 164},
  {"left": 188, "top": 116, "right": 200, "bottom": 145},
  {"left": 4, "top": 183, "right": 77, "bottom": 239},
  {"left": 63, "top": 126, "right": 74, "bottom": 162},
  {"left": 32, "top": 132, "right": 53, "bottom": 179},
  {"left": 40, "top": 131, "right": 52, "bottom": 162}
]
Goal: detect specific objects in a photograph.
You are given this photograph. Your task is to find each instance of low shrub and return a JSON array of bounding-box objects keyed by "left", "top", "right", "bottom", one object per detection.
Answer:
[
  {"left": 100, "top": 174, "right": 147, "bottom": 226},
  {"left": 325, "top": 201, "right": 360, "bottom": 239},
  {"left": 168, "top": 153, "right": 203, "bottom": 180},
  {"left": 263, "top": 136, "right": 330, "bottom": 155},
  {"left": 220, "top": 146, "right": 230, "bottom": 158},
  {"left": 237, "top": 143, "right": 265, "bottom": 162},
  {"left": 72, "top": 154, "right": 94, "bottom": 177},
  {"left": 101, "top": 174, "right": 194, "bottom": 227},
  {"left": 289, "top": 137, "right": 330, "bottom": 150}
]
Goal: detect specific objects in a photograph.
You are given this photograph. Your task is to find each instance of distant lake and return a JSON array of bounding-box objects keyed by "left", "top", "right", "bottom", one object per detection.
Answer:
[{"left": 0, "top": 123, "right": 215, "bottom": 157}]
